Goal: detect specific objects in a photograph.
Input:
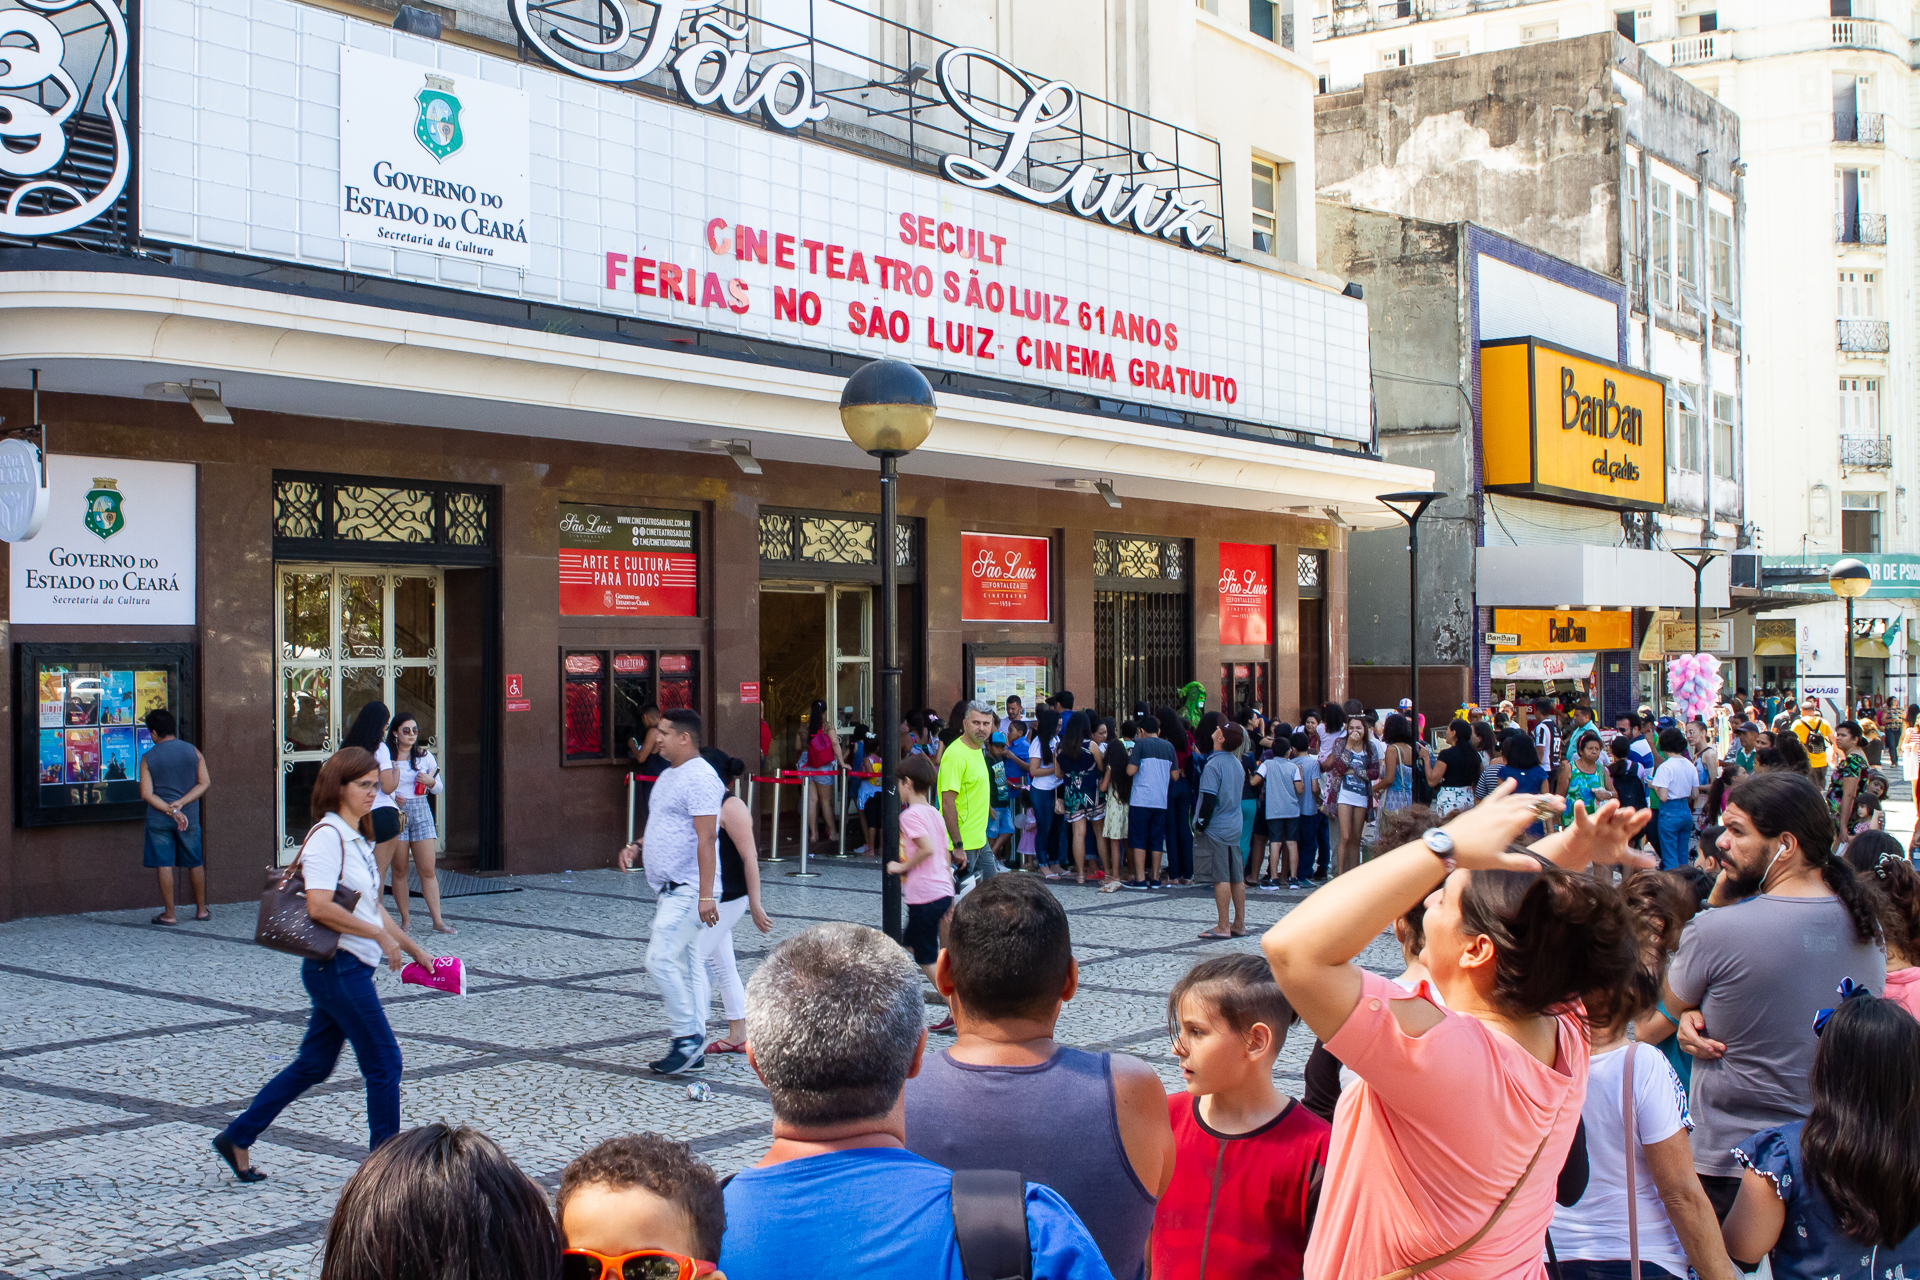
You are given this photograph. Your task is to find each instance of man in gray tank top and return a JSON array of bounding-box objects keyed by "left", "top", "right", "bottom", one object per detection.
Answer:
[
  {"left": 139, "top": 709, "right": 211, "bottom": 925},
  {"left": 903, "top": 876, "right": 1174, "bottom": 1280}
]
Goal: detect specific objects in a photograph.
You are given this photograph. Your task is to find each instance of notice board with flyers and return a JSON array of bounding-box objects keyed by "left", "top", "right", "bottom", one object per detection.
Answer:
[{"left": 16, "top": 643, "right": 197, "bottom": 826}]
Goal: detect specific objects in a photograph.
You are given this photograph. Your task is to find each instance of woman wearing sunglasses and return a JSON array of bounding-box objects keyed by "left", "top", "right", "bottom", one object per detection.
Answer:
[
  {"left": 212, "top": 746, "right": 441, "bottom": 1182},
  {"left": 318, "top": 1123, "right": 561, "bottom": 1280}
]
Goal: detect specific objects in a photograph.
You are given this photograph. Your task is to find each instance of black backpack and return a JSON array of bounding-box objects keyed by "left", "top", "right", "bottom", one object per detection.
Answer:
[
  {"left": 951, "top": 1169, "right": 1032, "bottom": 1280},
  {"left": 1801, "top": 718, "right": 1828, "bottom": 755}
]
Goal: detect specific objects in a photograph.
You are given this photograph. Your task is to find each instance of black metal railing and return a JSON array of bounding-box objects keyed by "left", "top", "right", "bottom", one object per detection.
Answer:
[
  {"left": 1834, "top": 111, "right": 1886, "bottom": 143},
  {"left": 1836, "top": 212, "right": 1889, "bottom": 244},
  {"left": 1838, "top": 319, "right": 1891, "bottom": 352},
  {"left": 1841, "top": 435, "right": 1893, "bottom": 468}
]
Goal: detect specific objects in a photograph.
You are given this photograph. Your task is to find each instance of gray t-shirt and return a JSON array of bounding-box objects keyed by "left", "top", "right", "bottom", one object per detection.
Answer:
[
  {"left": 1666, "top": 893, "right": 1885, "bottom": 1175},
  {"left": 1128, "top": 736, "right": 1176, "bottom": 810},
  {"left": 1196, "top": 752, "right": 1243, "bottom": 843},
  {"left": 642, "top": 756, "right": 726, "bottom": 892}
]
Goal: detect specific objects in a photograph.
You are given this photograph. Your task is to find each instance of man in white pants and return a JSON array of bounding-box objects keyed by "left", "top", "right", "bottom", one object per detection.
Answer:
[{"left": 619, "top": 709, "right": 724, "bottom": 1075}]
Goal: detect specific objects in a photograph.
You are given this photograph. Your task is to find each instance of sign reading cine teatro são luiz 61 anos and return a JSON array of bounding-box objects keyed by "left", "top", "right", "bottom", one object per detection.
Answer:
[{"left": 1479, "top": 337, "right": 1668, "bottom": 511}]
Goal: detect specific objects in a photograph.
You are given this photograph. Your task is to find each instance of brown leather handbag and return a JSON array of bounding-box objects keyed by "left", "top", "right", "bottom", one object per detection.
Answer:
[{"left": 255, "top": 826, "right": 363, "bottom": 962}]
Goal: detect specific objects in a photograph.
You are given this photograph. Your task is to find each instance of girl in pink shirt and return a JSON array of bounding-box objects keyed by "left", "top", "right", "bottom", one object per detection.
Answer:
[
  {"left": 1867, "top": 855, "right": 1920, "bottom": 1022},
  {"left": 1263, "top": 783, "right": 1655, "bottom": 1280}
]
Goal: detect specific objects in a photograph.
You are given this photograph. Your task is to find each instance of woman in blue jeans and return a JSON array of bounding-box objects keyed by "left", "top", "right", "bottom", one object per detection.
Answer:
[
  {"left": 212, "top": 746, "right": 440, "bottom": 1181},
  {"left": 1648, "top": 726, "right": 1700, "bottom": 870}
]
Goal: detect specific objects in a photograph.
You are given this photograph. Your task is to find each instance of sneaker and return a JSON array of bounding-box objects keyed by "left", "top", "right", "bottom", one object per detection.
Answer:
[
  {"left": 930, "top": 1014, "right": 956, "bottom": 1033},
  {"left": 1122, "top": 879, "right": 1149, "bottom": 891},
  {"left": 1288, "top": 878, "right": 1305, "bottom": 890},
  {"left": 649, "top": 1035, "right": 707, "bottom": 1076},
  {"left": 399, "top": 956, "right": 466, "bottom": 996},
  {"left": 1260, "top": 880, "right": 1279, "bottom": 892}
]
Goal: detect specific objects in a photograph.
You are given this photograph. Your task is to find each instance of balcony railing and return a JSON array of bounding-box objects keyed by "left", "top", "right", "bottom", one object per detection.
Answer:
[
  {"left": 1841, "top": 435, "right": 1894, "bottom": 469},
  {"left": 1835, "top": 111, "right": 1886, "bottom": 143},
  {"left": 1836, "top": 212, "right": 1889, "bottom": 244},
  {"left": 1838, "top": 319, "right": 1891, "bottom": 352},
  {"left": 1832, "top": 18, "right": 1879, "bottom": 45},
  {"left": 1671, "top": 32, "right": 1725, "bottom": 64}
]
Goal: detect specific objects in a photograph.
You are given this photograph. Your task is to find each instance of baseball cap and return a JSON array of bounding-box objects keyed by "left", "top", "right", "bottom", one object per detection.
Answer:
[
  {"left": 1736, "top": 721, "right": 1761, "bottom": 734},
  {"left": 988, "top": 732, "right": 1006, "bottom": 744},
  {"left": 1398, "top": 698, "right": 1413, "bottom": 711},
  {"left": 1656, "top": 715, "right": 1678, "bottom": 730}
]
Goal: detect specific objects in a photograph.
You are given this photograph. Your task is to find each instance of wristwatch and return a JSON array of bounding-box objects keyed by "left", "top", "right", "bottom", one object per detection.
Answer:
[{"left": 1422, "top": 827, "right": 1457, "bottom": 871}]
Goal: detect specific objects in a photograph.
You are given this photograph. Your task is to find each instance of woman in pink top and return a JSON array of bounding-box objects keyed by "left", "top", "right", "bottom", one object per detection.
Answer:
[
  {"left": 1264, "top": 782, "right": 1654, "bottom": 1280},
  {"left": 1867, "top": 854, "right": 1920, "bottom": 1021}
]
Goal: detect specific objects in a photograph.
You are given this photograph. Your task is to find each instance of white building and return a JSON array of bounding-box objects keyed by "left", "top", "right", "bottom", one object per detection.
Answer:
[{"left": 1314, "top": 0, "right": 1916, "bottom": 708}]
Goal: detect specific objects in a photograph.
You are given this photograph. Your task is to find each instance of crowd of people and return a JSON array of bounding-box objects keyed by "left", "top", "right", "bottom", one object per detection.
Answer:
[{"left": 200, "top": 676, "right": 1920, "bottom": 1280}]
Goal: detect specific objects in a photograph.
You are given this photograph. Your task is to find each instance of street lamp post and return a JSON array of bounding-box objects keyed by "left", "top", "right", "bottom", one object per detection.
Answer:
[
  {"left": 1829, "top": 557, "right": 1872, "bottom": 719},
  {"left": 1377, "top": 491, "right": 1447, "bottom": 736},
  {"left": 1668, "top": 545, "right": 1724, "bottom": 660},
  {"left": 839, "top": 359, "right": 936, "bottom": 942}
]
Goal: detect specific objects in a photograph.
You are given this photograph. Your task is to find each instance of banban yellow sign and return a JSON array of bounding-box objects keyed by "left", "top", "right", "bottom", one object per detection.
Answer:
[{"left": 1480, "top": 336, "right": 1667, "bottom": 511}]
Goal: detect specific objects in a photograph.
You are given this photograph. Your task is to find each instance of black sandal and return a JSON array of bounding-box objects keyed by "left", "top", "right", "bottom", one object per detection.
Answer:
[{"left": 212, "top": 1134, "right": 267, "bottom": 1183}]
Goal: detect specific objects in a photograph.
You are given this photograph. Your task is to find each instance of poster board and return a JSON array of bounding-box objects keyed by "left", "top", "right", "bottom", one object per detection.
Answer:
[
  {"left": 964, "top": 644, "right": 1060, "bottom": 720},
  {"left": 15, "top": 643, "right": 197, "bottom": 826}
]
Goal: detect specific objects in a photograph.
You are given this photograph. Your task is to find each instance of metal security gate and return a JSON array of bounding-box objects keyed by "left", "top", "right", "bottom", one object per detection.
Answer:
[{"left": 1093, "top": 532, "right": 1191, "bottom": 716}]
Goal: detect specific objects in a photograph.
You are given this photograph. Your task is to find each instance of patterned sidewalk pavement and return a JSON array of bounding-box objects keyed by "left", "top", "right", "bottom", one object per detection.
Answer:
[{"left": 0, "top": 860, "right": 1398, "bottom": 1279}]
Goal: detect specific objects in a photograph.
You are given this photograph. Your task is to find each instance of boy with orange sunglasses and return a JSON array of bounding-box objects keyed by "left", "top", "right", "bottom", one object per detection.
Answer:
[{"left": 558, "top": 1133, "right": 727, "bottom": 1280}]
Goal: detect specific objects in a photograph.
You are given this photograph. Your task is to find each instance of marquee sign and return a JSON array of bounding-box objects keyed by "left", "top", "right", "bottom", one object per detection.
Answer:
[
  {"left": 135, "top": 5, "right": 1372, "bottom": 443},
  {"left": 0, "top": 0, "right": 132, "bottom": 239}
]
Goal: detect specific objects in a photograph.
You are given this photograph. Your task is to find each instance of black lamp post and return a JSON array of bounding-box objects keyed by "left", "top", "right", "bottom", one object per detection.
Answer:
[
  {"left": 1668, "top": 546, "right": 1723, "bottom": 661},
  {"left": 1377, "top": 491, "right": 1447, "bottom": 736},
  {"left": 1829, "top": 557, "right": 1872, "bottom": 719},
  {"left": 839, "top": 359, "right": 935, "bottom": 942}
]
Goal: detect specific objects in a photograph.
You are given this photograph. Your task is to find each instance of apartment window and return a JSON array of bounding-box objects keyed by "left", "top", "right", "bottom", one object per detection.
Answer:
[
  {"left": 1841, "top": 377, "right": 1881, "bottom": 434},
  {"left": 1709, "top": 209, "right": 1733, "bottom": 302},
  {"left": 1626, "top": 160, "right": 1644, "bottom": 295},
  {"left": 1251, "top": 158, "right": 1277, "bottom": 255},
  {"left": 1651, "top": 180, "right": 1673, "bottom": 306},
  {"left": 1377, "top": 0, "right": 1410, "bottom": 17},
  {"left": 1381, "top": 46, "right": 1410, "bottom": 66},
  {"left": 1317, "top": 71, "right": 1331, "bottom": 94},
  {"left": 1681, "top": 9, "right": 1718, "bottom": 31},
  {"left": 1520, "top": 20, "right": 1560, "bottom": 41},
  {"left": 1675, "top": 190, "right": 1700, "bottom": 293},
  {"left": 1712, "top": 391, "right": 1736, "bottom": 479},
  {"left": 1675, "top": 383, "right": 1703, "bottom": 472},
  {"left": 1615, "top": 9, "right": 1637, "bottom": 38},
  {"left": 1433, "top": 36, "right": 1467, "bottom": 57},
  {"left": 1251, "top": 0, "right": 1278, "bottom": 40},
  {"left": 1839, "top": 269, "right": 1876, "bottom": 317},
  {"left": 1842, "top": 492, "right": 1882, "bottom": 553}
]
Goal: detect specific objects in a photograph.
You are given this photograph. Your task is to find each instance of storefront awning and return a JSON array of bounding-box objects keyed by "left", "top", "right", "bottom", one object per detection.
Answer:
[
  {"left": 1490, "top": 652, "right": 1597, "bottom": 680},
  {"left": 0, "top": 267, "right": 1433, "bottom": 527},
  {"left": 1753, "top": 636, "right": 1797, "bottom": 656}
]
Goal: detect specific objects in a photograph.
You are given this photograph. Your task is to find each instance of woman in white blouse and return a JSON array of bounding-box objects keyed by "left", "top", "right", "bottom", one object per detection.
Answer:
[
  {"left": 388, "top": 713, "right": 453, "bottom": 934},
  {"left": 212, "top": 746, "right": 439, "bottom": 1182}
]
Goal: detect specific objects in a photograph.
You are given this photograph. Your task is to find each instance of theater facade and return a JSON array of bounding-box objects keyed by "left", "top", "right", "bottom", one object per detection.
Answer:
[{"left": 0, "top": 0, "right": 1431, "bottom": 917}]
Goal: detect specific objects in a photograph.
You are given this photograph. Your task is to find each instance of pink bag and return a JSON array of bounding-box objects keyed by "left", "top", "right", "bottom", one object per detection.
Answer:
[{"left": 400, "top": 956, "right": 467, "bottom": 996}]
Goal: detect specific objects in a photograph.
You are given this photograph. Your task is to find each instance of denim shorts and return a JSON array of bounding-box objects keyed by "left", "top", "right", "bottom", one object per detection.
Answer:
[
  {"left": 143, "top": 819, "right": 203, "bottom": 868},
  {"left": 1127, "top": 806, "right": 1169, "bottom": 853},
  {"left": 902, "top": 897, "right": 952, "bottom": 966},
  {"left": 986, "top": 806, "right": 1014, "bottom": 838},
  {"left": 1265, "top": 815, "right": 1300, "bottom": 844}
]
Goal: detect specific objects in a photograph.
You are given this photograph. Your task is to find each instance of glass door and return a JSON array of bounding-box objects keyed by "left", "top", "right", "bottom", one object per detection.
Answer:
[
  {"left": 830, "top": 585, "right": 873, "bottom": 732},
  {"left": 276, "top": 564, "right": 444, "bottom": 862}
]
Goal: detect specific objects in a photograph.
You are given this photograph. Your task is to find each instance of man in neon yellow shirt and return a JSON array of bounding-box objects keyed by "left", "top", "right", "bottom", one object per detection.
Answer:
[{"left": 938, "top": 700, "right": 997, "bottom": 889}]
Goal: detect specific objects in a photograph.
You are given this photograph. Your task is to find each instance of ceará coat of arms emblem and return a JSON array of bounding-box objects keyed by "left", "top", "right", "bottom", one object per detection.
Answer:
[
  {"left": 415, "top": 73, "right": 463, "bottom": 162},
  {"left": 84, "top": 478, "right": 124, "bottom": 540}
]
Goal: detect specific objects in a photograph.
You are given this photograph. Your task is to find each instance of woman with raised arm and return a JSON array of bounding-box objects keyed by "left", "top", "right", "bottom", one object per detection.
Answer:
[{"left": 1263, "top": 784, "right": 1654, "bottom": 1279}]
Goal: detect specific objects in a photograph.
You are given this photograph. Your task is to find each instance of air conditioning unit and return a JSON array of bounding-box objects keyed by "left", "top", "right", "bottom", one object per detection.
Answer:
[{"left": 1728, "top": 550, "right": 1760, "bottom": 589}]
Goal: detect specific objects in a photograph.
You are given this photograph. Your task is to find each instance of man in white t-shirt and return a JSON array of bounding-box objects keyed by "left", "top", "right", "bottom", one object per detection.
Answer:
[{"left": 619, "top": 709, "right": 725, "bottom": 1076}]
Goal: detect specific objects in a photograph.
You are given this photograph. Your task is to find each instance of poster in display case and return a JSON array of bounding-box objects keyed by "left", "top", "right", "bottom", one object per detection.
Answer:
[
  {"left": 14, "top": 644, "right": 197, "bottom": 826},
  {"left": 963, "top": 644, "right": 1061, "bottom": 720}
]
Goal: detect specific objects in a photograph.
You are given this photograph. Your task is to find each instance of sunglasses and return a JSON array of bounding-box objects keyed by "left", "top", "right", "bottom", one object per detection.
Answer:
[{"left": 562, "top": 1249, "right": 717, "bottom": 1280}]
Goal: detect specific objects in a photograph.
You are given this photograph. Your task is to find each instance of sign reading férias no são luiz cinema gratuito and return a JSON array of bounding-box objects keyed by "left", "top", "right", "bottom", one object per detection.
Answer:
[{"left": 1479, "top": 337, "right": 1668, "bottom": 511}]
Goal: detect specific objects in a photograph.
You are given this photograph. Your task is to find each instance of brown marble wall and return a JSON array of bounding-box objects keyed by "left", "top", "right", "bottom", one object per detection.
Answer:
[{"left": 0, "top": 387, "right": 1345, "bottom": 919}]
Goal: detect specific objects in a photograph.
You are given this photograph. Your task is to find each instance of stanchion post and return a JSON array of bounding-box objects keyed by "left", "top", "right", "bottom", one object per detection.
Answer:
[
  {"left": 767, "top": 774, "right": 783, "bottom": 863},
  {"left": 625, "top": 772, "right": 635, "bottom": 847},
  {"left": 786, "top": 770, "right": 821, "bottom": 877}
]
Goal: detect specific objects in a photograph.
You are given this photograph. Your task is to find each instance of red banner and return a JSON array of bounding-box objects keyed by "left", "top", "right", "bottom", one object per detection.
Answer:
[
  {"left": 558, "top": 503, "right": 698, "bottom": 617},
  {"left": 961, "top": 532, "right": 1050, "bottom": 623},
  {"left": 1218, "top": 543, "right": 1272, "bottom": 646}
]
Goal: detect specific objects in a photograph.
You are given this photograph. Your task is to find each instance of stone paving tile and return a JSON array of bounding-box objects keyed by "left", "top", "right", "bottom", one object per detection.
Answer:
[
  {"left": 0, "top": 1085, "right": 143, "bottom": 1141},
  {"left": 0, "top": 858, "right": 1402, "bottom": 1278}
]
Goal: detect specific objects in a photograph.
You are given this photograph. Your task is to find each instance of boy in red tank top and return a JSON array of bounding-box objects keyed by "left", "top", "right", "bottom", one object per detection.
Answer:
[{"left": 1152, "top": 953, "right": 1330, "bottom": 1280}]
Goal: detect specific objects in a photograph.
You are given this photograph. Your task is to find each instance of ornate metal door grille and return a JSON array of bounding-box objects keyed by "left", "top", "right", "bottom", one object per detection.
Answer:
[
  {"left": 758, "top": 506, "right": 919, "bottom": 583},
  {"left": 1095, "top": 590, "right": 1190, "bottom": 716},
  {"left": 274, "top": 472, "right": 496, "bottom": 567}
]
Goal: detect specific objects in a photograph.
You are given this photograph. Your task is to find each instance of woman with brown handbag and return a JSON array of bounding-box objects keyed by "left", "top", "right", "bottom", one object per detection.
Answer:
[
  {"left": 1264, "top": 784, "right": 1653, "bottom": 1279},
  {"left": 213, "top": 746, "right": 440, "bottom": 1182}
]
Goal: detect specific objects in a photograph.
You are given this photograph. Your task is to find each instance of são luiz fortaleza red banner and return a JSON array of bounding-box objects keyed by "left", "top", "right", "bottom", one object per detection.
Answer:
[
  {"left": 961, "top": 532, "right": 1050, "bottom": 623},
  {"left": 1218, "top": 543, "right": 1272, "bottom": 646},
  {"left": 558, "top": 503, "right": 697, "bottom": 617}
]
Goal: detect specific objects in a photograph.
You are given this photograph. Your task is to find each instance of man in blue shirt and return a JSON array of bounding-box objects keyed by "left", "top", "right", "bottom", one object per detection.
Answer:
[
  {"left": 721, "top": 923, "right": 1112, "bottom": 1280},
  {"left": 1123, "top": 715, "right": 1177, "bottom": 889}
]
